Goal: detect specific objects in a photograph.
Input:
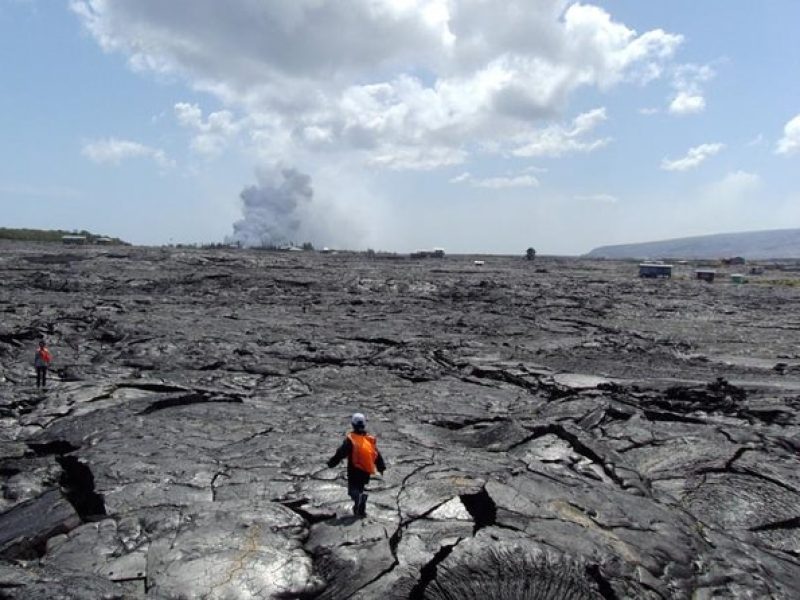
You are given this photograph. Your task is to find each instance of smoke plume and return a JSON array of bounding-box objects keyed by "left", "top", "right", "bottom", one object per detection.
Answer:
[{"left": 228, "top": 168, "right": 313, "bottom": 247}]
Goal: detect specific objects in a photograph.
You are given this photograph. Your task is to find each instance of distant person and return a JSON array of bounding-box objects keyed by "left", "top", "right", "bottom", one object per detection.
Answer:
[
  {"left": 327, "top": 412, "right": 386, "bottom": 517},
  {"left": 33, "top": 340, "right": 52, "bottom": 389}
]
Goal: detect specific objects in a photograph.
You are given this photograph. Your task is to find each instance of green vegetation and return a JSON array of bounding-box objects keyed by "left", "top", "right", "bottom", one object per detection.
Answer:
[{"left": 0, "top": 228, "right": 127, "bottom": 245}]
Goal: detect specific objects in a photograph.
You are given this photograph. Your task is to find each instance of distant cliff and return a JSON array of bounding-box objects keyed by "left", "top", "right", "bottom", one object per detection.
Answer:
[{"left": 586, "top": 228, "right": 800, "bottom": 259}]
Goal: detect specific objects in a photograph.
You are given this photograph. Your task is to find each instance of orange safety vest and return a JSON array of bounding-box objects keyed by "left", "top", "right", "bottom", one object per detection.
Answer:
[{"left": 347, "top": 432, "right": 378, "bottom": 474}]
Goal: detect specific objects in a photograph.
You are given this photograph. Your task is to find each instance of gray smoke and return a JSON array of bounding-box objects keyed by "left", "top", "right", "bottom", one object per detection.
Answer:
[{"left": 228, "top": 168, "right": 313, "bottom": 247}]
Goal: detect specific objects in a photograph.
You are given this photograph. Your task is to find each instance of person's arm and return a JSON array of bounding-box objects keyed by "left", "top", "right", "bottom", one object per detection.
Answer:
[
  {"left": 376, "top": 451, "right": 386, "bottom": 474},
  {"left": 327, "top": 438, "right": 352, "bottom": 468}
]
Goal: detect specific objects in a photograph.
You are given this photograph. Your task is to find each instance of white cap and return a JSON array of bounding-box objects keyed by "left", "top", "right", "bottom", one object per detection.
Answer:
[{"left": 351, "top": 413, "right": 366, "bottom": 429}]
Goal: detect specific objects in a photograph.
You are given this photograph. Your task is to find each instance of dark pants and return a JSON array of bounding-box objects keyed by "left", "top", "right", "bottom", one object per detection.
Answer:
[
  {"left": 36, "top": 367, "right": 47, "bottom": 388},
  {"left": 348, "top": 480, "right": 365, "bottom": 504},
  {"left": 347, "top": 468, "right": 371, "bottom": 515}
]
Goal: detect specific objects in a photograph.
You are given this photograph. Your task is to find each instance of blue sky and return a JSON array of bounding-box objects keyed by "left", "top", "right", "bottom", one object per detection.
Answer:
[{"left": 1, "top": 0, "right": 798, "bottom": 254}]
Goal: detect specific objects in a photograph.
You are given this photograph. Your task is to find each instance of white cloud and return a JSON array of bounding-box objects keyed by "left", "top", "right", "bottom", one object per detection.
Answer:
[
  {"left": 776, "top": 113, "right": 800, "bottom": 155},
  {"left": 574, "top": 193, "right": 618, "bottom": 204},
  {"left": 367, "top": 144, "right": 467, "bottom": 171},
  {"left": 70, "top": 1, "right": 682, "bottom": 170},
  {"left": 668, "top": 92, "right": 705, "bottom": 115},
  {"left": 450, "top": 171, "right": 539, "bottom": 188},
  {"left": 661, "top": 142, "right": 724, "bottom": 171},
  {"left": 512, "top": 107, "right": 611, "bottom": 158},
  {"left": 82, "top": 138, "right": 174, "bottom": 169},
  {"left": 449, "top": 172, "right": 471, "bottom": 184},
  {"left": 702, "top": 170, "right": 761, "bottom": 199},
  {"left": 174, "top": 102, "right": 243, "bottom": 156},
  {"left": 639, "top": 107, "right": 659, "bottom": 115},
  {"left": 668, "top": 63, "right": 714, "bottom": 115}
]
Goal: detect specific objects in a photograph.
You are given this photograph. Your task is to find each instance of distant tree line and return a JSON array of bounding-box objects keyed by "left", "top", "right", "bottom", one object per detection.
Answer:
[{"left": 0, "top": 228, "right": 127, "bottom": 245}]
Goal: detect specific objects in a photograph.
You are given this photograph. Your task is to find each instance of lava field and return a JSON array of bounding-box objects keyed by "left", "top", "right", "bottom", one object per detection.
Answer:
[{"left": 1, "top": 242, "right": 799, "bottom": 598}]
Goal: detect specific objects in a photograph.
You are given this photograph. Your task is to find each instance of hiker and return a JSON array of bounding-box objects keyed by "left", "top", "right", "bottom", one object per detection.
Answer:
[
  {"left": 33, "top": 340, "right": 52, "bottom": 389},
  {"left": 327, "top": 412, "right": 386, "bottom": 517}
]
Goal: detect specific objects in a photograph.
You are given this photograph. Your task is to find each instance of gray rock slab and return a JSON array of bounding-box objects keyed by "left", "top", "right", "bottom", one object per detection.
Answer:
[
  {"left": 0, "top": 489, "right": 81, "bottom": 559},
  {"left": 145, "top": 500, "right": 320, "bottom": 599}
]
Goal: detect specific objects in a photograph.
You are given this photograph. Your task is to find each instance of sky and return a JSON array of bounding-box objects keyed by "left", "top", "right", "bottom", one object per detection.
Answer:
[{"left": 0, "top": 0, "right": 798, "bottom": 254}]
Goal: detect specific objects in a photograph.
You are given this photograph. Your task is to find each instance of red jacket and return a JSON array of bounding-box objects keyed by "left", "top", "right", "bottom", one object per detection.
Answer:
[{"left": 34, "top": 348, "right": 52, "bottom": 367}]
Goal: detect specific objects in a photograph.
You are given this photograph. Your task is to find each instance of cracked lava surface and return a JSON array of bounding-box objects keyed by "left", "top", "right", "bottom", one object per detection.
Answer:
[{"left": 1, "top": 243, "right": 800, "bottom": 598}]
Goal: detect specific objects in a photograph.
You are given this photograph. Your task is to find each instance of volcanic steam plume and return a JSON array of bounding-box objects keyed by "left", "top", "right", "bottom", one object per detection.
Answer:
[{"left": 228, "top": 168, "right": 313, "bottom": 248}]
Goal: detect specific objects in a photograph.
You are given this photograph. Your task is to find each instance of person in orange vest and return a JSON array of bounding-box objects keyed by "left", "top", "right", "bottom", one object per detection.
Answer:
[
  {"left": 33, "top": 340, "right": 52, "bottom": 389},
  {"left": 327, "top": 412, "right": 386, "bottom": 517}
]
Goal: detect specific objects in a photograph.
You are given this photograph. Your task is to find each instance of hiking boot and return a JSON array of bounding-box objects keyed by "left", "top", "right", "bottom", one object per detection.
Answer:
[{"left": 357, "top": 493, "right": 368, "bottom": 517}]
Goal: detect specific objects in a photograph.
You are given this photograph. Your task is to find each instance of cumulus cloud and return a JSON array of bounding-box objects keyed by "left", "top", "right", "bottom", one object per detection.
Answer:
[
  {"left": 174, "top": 102, "right": 243, "bottom": 156},
  {"left": 776, "top": 113, "right": 800, "bottom": 155},
  {"left": 661, "top": 142, "right": 724, "bottom": 171},
  {"left": 668, "top": 92, "right": 705, "bottom": 115},
  {"left": 82, "top": 138, "right": 174, "bottom": 168},
  {"left": 512, "top": 107, "right": 611, "bottom": 157},
  {"left": 450, "top": 171, "right": 539, "bottom": 188},
  {"left": 71, "top": 0, "right": 682, "bottom": 170},
  {"left": 668, "top": 63, "right": 714, "bottom": 115}
]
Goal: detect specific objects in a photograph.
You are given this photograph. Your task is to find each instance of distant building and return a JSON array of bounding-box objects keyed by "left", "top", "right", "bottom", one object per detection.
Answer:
[
  {"left": 638, "top": 263, "right": 672, "bottom": 278},
  {"left": 731, "top": 273, "right": 747, "bottom": 284},
  {"left": 723, "top": 256, "right": 746, "bottom": 266},
  {"left": 95, "top": 237, "right": 114, "bottom": 245},
  {"left": 695, "top": 269, "right": 716, "bottom": 282},
  {"left": 62, "top": 235, "right": 87, "bottom": 245},
  {"left": 473, "top": 260, "right": 485, "bottom": 266},
  {"left": 411, "top": 248, "right": 445, "bottom": 259}
]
